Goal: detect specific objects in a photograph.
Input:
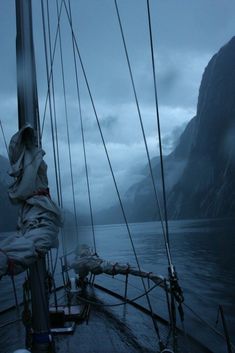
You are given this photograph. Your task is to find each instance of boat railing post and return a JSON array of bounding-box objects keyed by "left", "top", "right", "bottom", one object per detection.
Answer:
[
  {"left": 124, "top": 263, "right": 130, "bottom": 300},
  {"left": 88, "top": 273, "right": 93, "bottom": 284},
  {"left": 60, "top": 257, "right": 66, "bottom": 288},
  {"left": 124, "top": 273, "right": 129, "bottom": 300},
  {"left": 91, "top": 274, "right": 96, "bottom": 286},
  {"left": 10, "top": 274, "right": 20, "bottom": 316},
  {"left": 164, "top": 279, "right": 172, "bottom": 327},
  {"left": 219, "top": 305, "right": 233, "bottom": 353}
]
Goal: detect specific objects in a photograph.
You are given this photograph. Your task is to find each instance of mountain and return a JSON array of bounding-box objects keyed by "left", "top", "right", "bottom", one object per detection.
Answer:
[
  {"left": 116, "top": 116, "right": 197, "bottom": 222},
  {"left": 0, "top": 155, "right": 18, "bottom": 231},
  {"left": 103, "top": 36, "right": 235, "bottom": 223},
  {"left": 167, "top": 37, "right": 235, "bottom": 219}
]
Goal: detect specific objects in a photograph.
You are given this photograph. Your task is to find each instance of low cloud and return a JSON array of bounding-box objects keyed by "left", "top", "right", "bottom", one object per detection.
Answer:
[{"left": 0, "top": 89, "right": 195, "bottom": 213}]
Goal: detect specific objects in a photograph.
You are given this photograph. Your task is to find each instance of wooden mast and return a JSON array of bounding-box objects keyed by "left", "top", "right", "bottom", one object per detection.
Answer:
[
  {"left": 15, "top": 0, "right": 40, "bottom": 133},
  {"left": 15, "top": 1, "right": 51, "bottom": 351}
]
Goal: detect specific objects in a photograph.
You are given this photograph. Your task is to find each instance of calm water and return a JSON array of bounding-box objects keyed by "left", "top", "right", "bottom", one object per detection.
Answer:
[{"left": 0, "top": 218, "right": 235, "bottom": 351}]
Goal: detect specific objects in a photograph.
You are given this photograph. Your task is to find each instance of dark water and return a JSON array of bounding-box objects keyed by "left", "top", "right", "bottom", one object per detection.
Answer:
[{"left": 0, "top": 218, "right": 235, "bottom": 352}]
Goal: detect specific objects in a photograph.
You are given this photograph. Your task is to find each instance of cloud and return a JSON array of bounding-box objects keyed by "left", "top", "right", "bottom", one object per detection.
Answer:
[
  {"left": 151, "top": 50, "right": 212, "bottom": 109},
  {"left": 0, "top": 88, "right": 195, "bottom": 213},
  {"left": 41, "top": 101, "right": 193, "bottom": 212},
  {"left": 2, "top": 0, "right": 234, "bottom": 216}
]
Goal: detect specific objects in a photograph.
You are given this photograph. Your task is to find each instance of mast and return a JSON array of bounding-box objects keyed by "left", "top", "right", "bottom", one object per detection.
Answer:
[
  {"left": 15, "top": 1, "right": 51, "bottom": 352},
  {"left": 15, "top": 0, "right": 40, "bottom": 134}
]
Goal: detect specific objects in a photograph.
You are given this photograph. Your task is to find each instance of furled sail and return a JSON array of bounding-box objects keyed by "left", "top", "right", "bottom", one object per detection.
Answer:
[
  {"left": 0, "top": 125, "right": 62, "bottom": 277},
  {"left": 69, "top": 245, "right": 166, "bottom": 289}
]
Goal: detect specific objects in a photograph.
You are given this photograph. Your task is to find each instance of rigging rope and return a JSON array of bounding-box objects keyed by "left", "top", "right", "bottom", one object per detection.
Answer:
[
  {"left": 46, "top": 0, "right": 67, "bottom": 272},
  {"left": 56, "top": 0, "right": 79, "bottom": 244},
  {"left": 41, "top": 0, "right": 63, "bottom": 136},
  {"left": 183, "top": 303, "right": 235, "bottom": 349},
  {"left": 146, "top": 0, "right": 173, "bottom": 272},
  {"left": 67, "top": 0, "right": 97, "bottom": 254},
  {"left": 41, "top": 0, "right": 67, "bottom": 267},
  {"left": 145, "top": 4, "right": 184, "bottom": 348},
  {"left": 74, "top": 282, "right": 160, "bottom": 308},
  {"left": 45, "top": 0, "right": 65, "bottom": 271},
  {"left": 113, "top": 0, "right": 170, "bottom": 261},
  {"left": 46, "top": 0, "right": 63, "bottom": 207},
  {"left": 0, "top": 318, "right": 21, "bottom": 330},
  {"left": 0, "top": 120, "right": 9, "bottom": 158},
  {"left": 41, "top": 0, "right": 61, "bottom": 209},
  {"left": 62, "top": 1, "right": 162, "bottom": 344},
  {"left": 114, "top": 1, "right": 184, "bottom": 344}
]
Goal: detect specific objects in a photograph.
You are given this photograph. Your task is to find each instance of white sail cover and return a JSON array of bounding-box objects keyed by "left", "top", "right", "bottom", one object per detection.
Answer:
[
  {"left": 0, "top": 125, "right": 62, "bottom": 277},
  {"left": 69, "top": 245, "right": 166, "bottom": 289}
]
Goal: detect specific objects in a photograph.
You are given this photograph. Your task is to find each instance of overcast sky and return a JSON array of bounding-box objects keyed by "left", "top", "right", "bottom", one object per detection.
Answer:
[{"left": 0, "top": 0, "right": 235, "bottom": 213}]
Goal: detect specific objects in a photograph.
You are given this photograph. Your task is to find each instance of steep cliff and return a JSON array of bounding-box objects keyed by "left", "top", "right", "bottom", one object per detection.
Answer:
[
  {"left": 167, "top": 37, "right": 235, "bottom": 218},
  {"left": 122, "top": 116, "right": 197, "bottom": 222},
  {"left": 123, "top": 37, "right": 235, "bottom": 221}
]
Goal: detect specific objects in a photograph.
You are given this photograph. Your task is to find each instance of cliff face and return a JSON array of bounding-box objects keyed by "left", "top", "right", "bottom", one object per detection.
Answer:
[
  {"left": 122, "top": 116, "right": 198, "bottom": 222},
  {"left": 167, "top": 37, "right": 235, "bottom": 219},
  {"left": 123, "top": 37, "right": 235, "bottom": 222}
]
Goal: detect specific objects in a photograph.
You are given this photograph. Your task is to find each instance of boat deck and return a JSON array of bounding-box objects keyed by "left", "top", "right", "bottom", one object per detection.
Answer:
[{"left": 0, "top": 283, "right": 215, "bottom": 353}]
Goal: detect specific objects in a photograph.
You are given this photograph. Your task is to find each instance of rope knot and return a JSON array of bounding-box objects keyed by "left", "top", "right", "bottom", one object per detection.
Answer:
[
  {"left": 8, "top": 259, "right": 15, "bottom": 276},
  {"left": 32, "top": 187, "right": 51, "bottom": 198}
]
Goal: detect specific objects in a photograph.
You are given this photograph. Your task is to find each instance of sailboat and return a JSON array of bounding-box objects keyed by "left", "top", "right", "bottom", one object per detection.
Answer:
[{"left": 0, "top": 1, "right": 234, "bottom": 353}]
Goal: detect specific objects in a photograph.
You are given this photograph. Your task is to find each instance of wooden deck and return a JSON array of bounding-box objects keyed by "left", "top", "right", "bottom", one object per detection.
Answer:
[{"left": 0, "top": 284, "right": 215, "bottom": 353}]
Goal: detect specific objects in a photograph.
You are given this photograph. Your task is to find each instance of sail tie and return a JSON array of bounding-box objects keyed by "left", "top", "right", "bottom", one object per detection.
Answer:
[
  {"left": 0, "top": 249, "right": 15, "bottom": 276},
  {"left": 32, "top": 188, "right": 51, "bottom": 198},
  {"left": 7, "top": 259, "right": 15, "bottom": 276}
]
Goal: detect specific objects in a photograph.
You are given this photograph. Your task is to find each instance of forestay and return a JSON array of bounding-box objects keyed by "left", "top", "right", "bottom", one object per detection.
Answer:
[{"left": 0, "top": 125, "right": 62, "bottom": 277}]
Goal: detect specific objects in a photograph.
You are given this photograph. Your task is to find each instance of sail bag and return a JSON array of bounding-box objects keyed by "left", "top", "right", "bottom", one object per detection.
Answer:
[{"left": 0, "top": 125, "right": 62, "bottom": 277}]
